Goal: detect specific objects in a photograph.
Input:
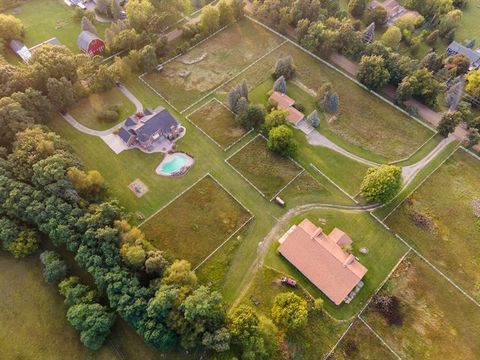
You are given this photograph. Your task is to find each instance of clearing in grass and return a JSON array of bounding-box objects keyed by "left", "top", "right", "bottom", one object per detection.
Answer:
[
  {"left": 187, "top": 98, "right": 248, "bottom": 149},
  {"left": 142, "top": 19, "right": 284, "bottom": 112},
  {"left": 140, "top": 175, "right": 252, "bottom": 267},
  {"left": 240, "top": 267, "right": 349, "bottom": 360},
  {"left": 327, "top": 320, "right": 397, "bottom": 360},
  {"left": 68, "top": 87, "right": 136, "bottom": 131},
  {"left": 265, "top": 209, "right": 408, "bottom": 319},
  {"left": 226, "top": 135, "right": 304, "bottom": 199},
  {"left": 385, "top": 149, "right": 480, "bottom": 295},
  {"left": 362, "top": 253, "right": 480, "bottom": 359}
]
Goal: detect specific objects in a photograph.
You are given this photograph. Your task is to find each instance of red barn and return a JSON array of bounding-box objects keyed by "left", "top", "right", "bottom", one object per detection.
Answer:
[{"left": 77, "top": 31, "right": 105, "bottom": 56}]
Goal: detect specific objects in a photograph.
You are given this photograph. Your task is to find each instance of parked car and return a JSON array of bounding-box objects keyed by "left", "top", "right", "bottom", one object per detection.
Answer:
[{"left": 281, "top": 276, "right": 297, "bottom": 287}]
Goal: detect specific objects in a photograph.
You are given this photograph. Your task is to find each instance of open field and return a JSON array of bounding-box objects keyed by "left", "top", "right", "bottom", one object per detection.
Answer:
[
  {"left": 455, "top": 1, "right": 480, "bottom": 42},
  {"left": 142, "top": 19, "right": 284, "bottom": 112},
  {"left": 6, "top": 0, "right": 108, "bottom": 55},
  {"left": 385, "top": 149, "right": 480, "bottom": 295},
  {"left": 187, "top": 98, "right": 248, "bottom": 149},
  {"left": 226, "top": 135, "right": 304, "bottom": 199},
  {"left": 265, "top": 209, "right": 408, "bottom": 319},
  {"left": 363, "top": 253, "right": 480, "bottom": 359},
  {"left": 222, "top": 41, "right": 435, "bottom": 162},
  {"left": 68, "top": 88, "right": 136, "bottom": 131},
  {"left": 240, "top": 267, "right": 349, "bottom": 360},
  {"left": 140, "top": 175, "right": 252, "bottom": 266},
  {"left": 0, "top": 251, "right": 118, "bottom": 360},
  {"left": 328, "top": 320, "right": 397, "bottom": 360}
]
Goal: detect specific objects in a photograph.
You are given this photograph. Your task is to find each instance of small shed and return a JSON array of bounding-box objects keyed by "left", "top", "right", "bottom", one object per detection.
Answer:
[
  {"left": 77, "top": 31, "right": 105, "bottom": 56},
  {"left": 9, "top": 40, "right": 32, "bottom": 62}
]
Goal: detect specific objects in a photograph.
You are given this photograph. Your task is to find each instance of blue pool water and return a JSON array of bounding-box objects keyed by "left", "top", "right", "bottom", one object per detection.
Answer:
[{"left": 161, "top": 154, "right": 189, "bottom": 174}]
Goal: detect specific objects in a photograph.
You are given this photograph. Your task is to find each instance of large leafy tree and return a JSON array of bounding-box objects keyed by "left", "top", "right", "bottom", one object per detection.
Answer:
[
  {"left": 0, "top": 14, "right": 24, "bottom": 41},
  {"left": 239, "top": 104, "right": 266, "bottom": 129},
  {"left": 46, "top": 77, "right": 75, "bottom": 111},
  {"left": 0, "top": 97, "right": 34, "bottom": 147},
  {"left": 40, "top": 250, "right": 68, "bottom": 284},
  {"left": 361, "top": 165, "right": 402, "bottom": 203},
  {"left": 271, "top": 292, "right": 308, "bottom": 331},
  {"left": 357, "top": 55, "right": 390, "bottom": 90},
  {"left": 348, "top": 0, "right": 366, "bottom": 18},
  {"left": 438, "top": 111, "right": 461, "bottom": 137},
  {"left": 268, "top": 125, "right": 297, "bottom": 157},
  {"left": 466, "top": 69, "right": 480, "bottom": 100}
]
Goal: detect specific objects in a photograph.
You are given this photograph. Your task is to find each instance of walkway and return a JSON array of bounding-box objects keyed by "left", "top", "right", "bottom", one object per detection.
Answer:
[{"left": 307, "top": 130, "right": 380, "bottom": 167}]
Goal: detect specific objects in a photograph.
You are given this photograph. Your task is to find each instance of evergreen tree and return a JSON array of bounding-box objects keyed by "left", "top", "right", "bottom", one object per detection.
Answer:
[
  {"left": 306, "top": 110, "right": 320, "bottom": 127},
  {"left": 273, "top": 75, "right": 287, "bottom": 94},
  {"left": 348, "top": 0, "right": 366, "bottom": 19},
  {"left": 81, "top": 16, "right": 97, "bottom": 34}
]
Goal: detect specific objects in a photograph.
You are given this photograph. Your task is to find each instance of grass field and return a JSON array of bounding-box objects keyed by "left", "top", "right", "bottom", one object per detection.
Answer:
[
  {"left": 363, "top": 253, "right": 480, "bottom": 359},
  {"left": 328, "top": 320, "right": 396, "bottom": 360},
  {"left": 222, "top": 41, "right": 434, "bottom": 162},
  {"left": 240, "top": 267, "right": 349, "bottom": 360},
  {"left": 142, "top": 19, "right": 284, "bottom": 112},
  {"left": 187, "top": 98, "right": 248, "bottom": 149},
  {"left": 7, "top": 0, "right": 108, "bottom": 54},
  {"left": 140, "top": 175, "right": 252, "bottom": 266},
  {"left": 68, "top": 88, "right": 136, "bottom": 131},
  {"left": 265, "top": 210, "right": 408, "bottom": 319},
  {"left": 385, "top": 149, "right": 480, "bottom": 295},
  {"left": 455, "top": 1, "right": 480, "bottom": 43},
  {"left": 227, "top": 136, "right": 304, "bottom": 199},
  {"left": 0, "top": 251, "right": 118, "bottom": 360}
]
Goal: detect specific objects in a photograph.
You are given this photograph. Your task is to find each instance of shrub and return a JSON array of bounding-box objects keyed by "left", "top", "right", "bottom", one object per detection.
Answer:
[
  {"left": 273, "top": 56, "right": 296, "bottom": 80},
  {"left": 97, "top": 105, "right": 120, "bottom": 122},
  {"left": 372, "top": 294, "right": 403, "bottom": 326},
  {"left": 5, "top": 228, "right": 39, "bottom": 259}
]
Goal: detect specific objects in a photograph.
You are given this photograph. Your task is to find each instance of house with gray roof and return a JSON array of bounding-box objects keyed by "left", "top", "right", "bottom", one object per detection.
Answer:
[
  {"left": 9, "top": 37, "right": 61, "bottom": 62},
  {"left": 447, "top": 41, "right": 480, "bottom": 70},
  {"left": 118, "top": 107, "right": 183, "bottom": 150}
]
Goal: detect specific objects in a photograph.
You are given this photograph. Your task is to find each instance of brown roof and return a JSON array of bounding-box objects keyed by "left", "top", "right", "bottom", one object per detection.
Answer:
[
  {"left": 278, "top": 219, "right": 367, "bottom": 305},
  {"left": 286, "top": 107, "right": 304, "bottom": 125},
  {"left": 269, "top": 91, "right": 295, "bottom": 109}
]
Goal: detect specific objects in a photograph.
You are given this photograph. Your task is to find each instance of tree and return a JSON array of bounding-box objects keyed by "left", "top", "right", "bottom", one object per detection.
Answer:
[
  {"left": 5, "top": 228, "right": 39, "bottom": 259},
  {"left": 381, "top": 26, "right": 402, "bottom": 49},
  {"left": 467, "top": 129, "right": 480, "bottom": 148},
  {"left": 161, "top": 259, "right": 197, "bottom": 289},
  {"left": 138, "top": 45, "right": 157, "bottom": 73},
  {"left": 264, "top": 109, "right": 287, "bottom": 133},
  {"left": 239, "top": 104, "right": 266, "bottom": 129},
  {"left": 0, "top": 217, "right": 19, "bottom": 250},
  {"left": 425, "top": 29, "right": 440, "bottom": 46},
  {"left": 0, "top": 97, "right": 34, "bottom": 147},
  {"left": 200, "top": 5, "right": 220, "bottom": 34},
  {"left": 348, "top": 0, "right": 366, "bottom": 18},
  {"left": 357, "top": 55, "right": 390, "bottom": 89},
  {"left": 81, "top": 16, "right": 97, "bottom": 34},
  {"left": 267, "top": 125, "right": 297, "bottom": 157},
  {"left": 10, "top": 88, "right": 52, "bottom": 123},
  {"left": 306, "top": 110, "right": 320, "bottom": 127},
  {"left": 111, "top": 0, "right": 123, "bottom": 20},
  {"left": 145, "top": 250, "right": 168, "bottom": 276},
  {"left": 120, "top": 243, "right": 146, "bottom": 269},
  {"left": 396, "top": 69, "right": 443, "bottom": 107},
  {"left": 466, "top": 69, "right": 480, "bottom": 100},
  {"left": 40, "top": 250, "right": 68, "bottom": 284},
  {"left": 438, "top": 111, "right": 461, "bottom": 137},
  {"left": 273, "top": 56, "right": 296, "bottom": 80},
  {"left": 448, "top": 54, "right": 471, "bottom": 75},
  {"left": 29, "top": 45, "right": 78, "bottom": 84},
  {"left": 47, "top": 77, "right": 75, "bottom": 111},
  {"left": 368, "top": 5, "right": 387, "bottom": 26},
  {"left": 361, "top": 165, "right": 402, "bottom": 203},
  {"left": 420, "top": 52, "right": 444, "bottom": 72},
  {"left": 125, "top": 0, "right": 157, "bottom": 32},
  {"left": 272, "top": 75, "right": 287, "bottom": 94},
  {"left": 231, "top": 0, "right": 245, "bottom": 20},
  {"left": 218, "top": 0, "right": 234, "bottom": 26},
  {"left": 0, "top": 14, "right": 24, "bottom": 41},
  {"left": 96, "top": 0, "right": 111, "bottom": 17},
  {"left": 59, "top": 276, "right": 96, "bottom": 306},
  {"left": 66, "top": 303, "right": 116, "bottom": 350},
  {"left": 271, "top": 292, "right": 308, "bottom": 331}
]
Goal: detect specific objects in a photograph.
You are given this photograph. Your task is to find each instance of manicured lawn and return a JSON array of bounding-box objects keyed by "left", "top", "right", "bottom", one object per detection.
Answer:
[
  {"left": 385, "top": 149, "right": 480, "bottom": 295},
  {"left": 328, "top": 320, "right": 397, "bottom": 360},
  {"left": 7, "top": 0, "right": 108, "bottom": 54},
  {"left": 68, "top": 88, "right": 136, "bottom": 131},
  {"left": 277, "top": 171, "right": 353, "bottom": 207},
  {"left": 222, "top": 41, "right": 434, "bottom": 161},
  {"left": 456, "top": 1, "right": 480, "bottom": 42},
  {"left": 265, "top": 209, "right": 408, "bottom": 319},
  {"left": 142, "top": 19, "right": 284, "bottom": 112},
  {"left": 240, "top": 267, "right": 349, "bottom": 360},
  {"left": 187, "top": 98, "right": 248, "bottom": 149},
  {"left": 0, "top": 251, "right": 117, "bottom": 360},
  {"left": 363, "top": 253, "right": 480, "bottom": 359},
  {"left": 227, "top": 135, "right": 304, "bottom": 199},
  {"left": 140, "top": 175, "right": 252, "bottom": 266}
]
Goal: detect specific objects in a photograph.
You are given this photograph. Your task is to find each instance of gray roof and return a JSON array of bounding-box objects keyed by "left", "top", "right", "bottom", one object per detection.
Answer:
[
  {"left": 136, "top": 109, "right": 179, "bottom": 142},
  {"left": 29, "top": 37, "right": 61, "bottom": 52},
  {"left": 124, "top": 117, "right": 137, "bottom": 127},
  {"left": 9, "top": 40, "right": 32, "bottom": 62},
  {"left": 77, "top": 31, "right": 100, "bottom": 51},
  {"left": 447, "top": 41, "right": 480, "bottom": 65},
  {"left": 118, "top": 127, "right": 133, "bottom": 142},
  {"left": 9, "top": 39, "right": 25, "bottom": 52}
]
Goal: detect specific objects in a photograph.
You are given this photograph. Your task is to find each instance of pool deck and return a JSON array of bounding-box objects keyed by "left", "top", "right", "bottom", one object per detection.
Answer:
[{"left": 156, "top": 152, "right": 195, "bottom": 176}]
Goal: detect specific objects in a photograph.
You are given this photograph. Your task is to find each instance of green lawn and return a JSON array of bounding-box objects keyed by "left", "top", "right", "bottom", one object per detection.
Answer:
[
  {"left": 0, "top": 251, "right": 118, "bottom": 360},
  {"left": 68, "top": 88, "right": 136, "bottom": 131},
  {"left": 240, "top": 267, "right": 349, "bottom": 360},
  {"left": 328, "top": 320, "right": 397, "bottom": 360},
  {"left": 456, "top": 1, "right": 480, "bottom": 43},
  {"left": 142, "top": 19, "right": 284, "bottom": 112},
  {"left": 187, "top": 98, "right": 248, "bottom": 149},
  {"left": 140, "top": 175, "right": 252, "bottom": 267},
  {"left": 363, "top": 253, "right": 480, "bottom": 359},
  {"left": 265, "top": 210, "right": 408, "bottom": 319},
  {"left": 227, "top": 136, "right": 304, "bottom": 199},
  {"left": 222, "top": 41, "right": 434, "bottom": 162},
  {"left": 7, "top": 0, "right": 108, "bottom": 54},
  {"left": 385, "top": 149, "right": 480, "bottom": 296}
]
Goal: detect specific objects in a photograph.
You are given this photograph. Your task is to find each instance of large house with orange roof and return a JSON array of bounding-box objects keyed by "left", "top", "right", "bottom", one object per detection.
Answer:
[
  {"left": 278, "top": 219, "right": 368, "bottom": 305},
  {"left": 268, "top": 91, "right": 305, "bottom": 127}
]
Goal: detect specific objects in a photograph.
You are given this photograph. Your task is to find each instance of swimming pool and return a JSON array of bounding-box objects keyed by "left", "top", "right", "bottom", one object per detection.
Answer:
[{"left": 156, "top": 153, "right": 194, "bottom": 176}]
